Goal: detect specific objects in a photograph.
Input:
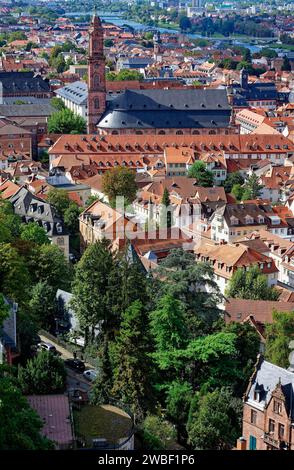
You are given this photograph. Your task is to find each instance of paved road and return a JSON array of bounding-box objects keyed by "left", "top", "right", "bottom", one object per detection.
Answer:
[
  {"left": 39, "top": 334, "right": 95, "bottom": 393},
  {"left": 39, "top": 334, "right": 93, "bottom": 368}
]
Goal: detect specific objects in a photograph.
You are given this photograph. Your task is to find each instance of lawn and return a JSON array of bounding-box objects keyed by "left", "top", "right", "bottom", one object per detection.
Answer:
[{"left": 73, "top": 404, "right": 133, "bottom": 447}]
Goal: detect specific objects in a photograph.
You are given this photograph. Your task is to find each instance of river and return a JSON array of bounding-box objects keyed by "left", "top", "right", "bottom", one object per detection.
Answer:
[{"left": 65, "top": 11, "right": 262, "bottom": 52}]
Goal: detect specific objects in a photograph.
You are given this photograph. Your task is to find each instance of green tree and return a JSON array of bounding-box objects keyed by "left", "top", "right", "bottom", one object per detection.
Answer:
[
  {"left": 188, "top": 161, "right": 214, "bottom": 187},
  {"left": 20, "top": 222, "right": 50, "bottom": 245},
  {"left": 261, "top": 48, "right": 277, "bottom": 59},
  {"left": 141, "top": 415, "right": 176, "bottom": 450},
  {"left": 0, "top": 374, "right": 53, "bottom": 449},
  {"left": 106, "top": 69, "right": 144, "bottom": 81},
  {"left": 48, "top": 108, "right": 86, "bottom": 134},
  {"left": 231, "top": 183, "right": 244, "bottom": 201},
  {"left": 0, "top": 200, "right": 21, "bottom": 241},
  {"left": 64, "top": 202, "right": 80, "bottom": 235},
  {"left": 0, "top": 293, "right": 10, "bottom": 327},
  {"left": 223, "top": 322, "right": 260, "bottom": 395},
  {"left": 91, "top": 335, "right": 113, "bottom": 404},
  {"left": 150, "top": 294, "right": 188, "bottom": 370},
  {"left": 265, "top": 310, "right": 294, "bottom": 368},
  {"left": 104, "top": 39, "right": 114, "bottom": 47},
  {"left": 224, "top": 172, "right": 244, "bottom": 193},
  {"left": 85, "top": 194, "right": 101, "bottom": 206},
  {"left": 28, "top": 281, "right": 57, "bottom": 330},
  {"left": 225, "top": 265, "right": 279, "bottom": 301},
  {"left": 0, "top": 243, "right": 30, "bottom": 303},
  {"left": 179, "top": 16, "right": 191, "bottom": 31},
  {"left": 157, "top": 249, "right": 223, "bottom": 329},
  {"left": 243, "top": 48, "right": 252, "bottom": 63},
  {"left": 109, "top": 248, "right": 151, "bottom": 331},
  {"left": 281, "top": 55, "right": 291, "bottom": 72},
  {"left": 71, "top": 240, "right": 114, "bottom": 343},
  {"left": 112, "top": 300, "right": 154, "bottom": 414},
  {"left": 187, "top": 387, "right": 242, "bottom": 450},
  {"left": 46, "top": 188, "right": 70, "bottom": 217},
  {"left": 242, "top": 174, "right": 263, "bottom": 200},
  {"left": 18, "top": 350, "right": 66, "bottom": 395},
  {"left": 28, "top": 244, "right": 71, "bottom": 291},
  {"left": 159, "top": 188, "right": 173, "bottom": 228},
  {"left": 51, "top": 97, "right": 65, "bottom": 111},
  {"left": 166, "top": 380, "right": 193, "bottom": 432},
  {"left": 102, "top": 166, "right": 137, "bottom": 207}
]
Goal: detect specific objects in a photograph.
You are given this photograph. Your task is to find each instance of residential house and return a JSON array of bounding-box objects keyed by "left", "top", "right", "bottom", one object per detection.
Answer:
[
  {"left": 194, "top": 239, "right": 278, "bottom": 295},
  {"left": 9, "top": 187, "right": 69, "bottom": 259},
  {"left": 239, "top": 355, "right": 294, "bottom": 450},
  {"left": 224, "top": 298, "right": 294, "bottom": 350},
  {"left": 0, "top": 117, "right": 32, "bottom": 158},
  {"left": 48, "top": 134, "right": 294, "bottom": 169},
  {"left": 79, "top": 199, "right": 138, "bottom": 251},
  {"left": 211, "top": 203, "right": 292, "bottom": 243}
]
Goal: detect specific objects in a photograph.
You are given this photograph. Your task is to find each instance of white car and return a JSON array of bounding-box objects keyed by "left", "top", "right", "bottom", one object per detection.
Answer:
[
  {"left": 83, "top": 369, "right": 98, "bottom": 382},
  {"left": 37, "top": 342, "right": 58, "bottom": 354}
]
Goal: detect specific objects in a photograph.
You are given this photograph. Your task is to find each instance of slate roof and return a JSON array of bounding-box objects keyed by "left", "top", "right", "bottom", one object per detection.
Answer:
[
  {"left": 9, "top": 187, "right": 67, "bottom": 237},
  {"left": 212, "top": 203, "right": 287, "bottom": 229},
  {"left": 0, "top": 72, "right": 50, "bottom": 95},
  {"left": 98, "top": 88, "right": 231, "bottom": 129},
  {"left": 0, "top": 103, "right": 54, "bottom": 117},
  {"left": 232, "top": 82, "right": 278, "bottom": 107},
  {"left": 246, "top": 357, "right": 294, "bottom": 418},
  {"left": 56, "top": 81, "right": 87, "bottom": 106}
]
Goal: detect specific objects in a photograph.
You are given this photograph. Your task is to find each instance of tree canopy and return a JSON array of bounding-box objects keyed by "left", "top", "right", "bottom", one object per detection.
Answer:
[
  {"left": 102, "top": 166, "right": 137, "bottom": 207},
  {"left": 265, "top": 310, "right": 294, "bottom": 368},
  {"left": 0, "top": 373, "right": 53, "bottom": 450},
  {"left": 225, "top": 265, "right": 279, "bottom": 301},
  {"left": 18, "top": 350, "right": 67, "bottom": 395},
  {"left": 48, "top": 108, "right": 86, "bottom": 134},
  {"left": 188, "top": 161, "right": 214, "bottom": 187}
]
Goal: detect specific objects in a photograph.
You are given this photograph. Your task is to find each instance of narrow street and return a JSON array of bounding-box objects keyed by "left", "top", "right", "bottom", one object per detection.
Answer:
[{"left": 39, "top": 334, "right": 94, "bottom": 392}]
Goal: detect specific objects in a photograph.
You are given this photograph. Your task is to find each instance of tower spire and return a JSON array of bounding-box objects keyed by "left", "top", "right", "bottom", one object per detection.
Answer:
[{"left": 87, "top": 12, "right": 106, "bottom": 134}]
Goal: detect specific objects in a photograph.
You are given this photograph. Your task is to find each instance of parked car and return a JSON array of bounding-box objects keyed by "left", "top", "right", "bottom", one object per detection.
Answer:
[
  {"left": 83, "top": 369, "right": 98, "bottom": 382},
  {"left": 37, "top": 342, "right": 59, "bottom": 355},
  {"left": 64, "top": 358, "right": 85, "bottom": 373}
]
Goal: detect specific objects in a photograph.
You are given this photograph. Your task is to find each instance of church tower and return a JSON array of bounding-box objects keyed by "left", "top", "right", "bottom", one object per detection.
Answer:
[{"left": 87, "top": 12, "right": 106, "bottom": 134}]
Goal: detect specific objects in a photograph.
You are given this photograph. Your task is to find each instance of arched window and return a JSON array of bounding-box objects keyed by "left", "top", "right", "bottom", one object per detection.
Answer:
[
  {"left": 93, "top": 75, "right": 99, "bottom": 88},
  {"left": 94, "top": 98, "right": 99, "bottom": 109},
  {"left": 158, "top": 130, "right": 166, "bottom": 135},
  {"left": 192, "top": 130, "right": 199, "bottom": 135},
  {"left": 112, "top": 130, "right": 119, "bottom": 135},
  {"left": 176, "top": 130, "right": 183, "bottom": 135},
  {"left": 135, "top": 130, "right": 143, "bottom": 135},
  {"left": 209, "top": 130, "right": 216, "bottom": 135}
]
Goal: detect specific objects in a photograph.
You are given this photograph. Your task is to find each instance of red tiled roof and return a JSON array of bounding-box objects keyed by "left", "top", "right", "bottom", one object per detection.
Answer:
[
  {"left": 224, "top": 298, "right": 294, "bottom": 325},
  {"left": 27, "top": 395, "right": 73, "bottom": 447}
]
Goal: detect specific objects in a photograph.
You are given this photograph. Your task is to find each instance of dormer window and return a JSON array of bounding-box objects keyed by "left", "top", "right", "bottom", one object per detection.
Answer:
[
  {"left": 230, "top": 216, "right": 239, "bottom": 225},
  {"left": 258, "top": 216, "right": 264, "bottom": 224},
  {"left": 56, "top": 223, "right": 62, "bottom": 234},
  {"left": 245, "top": 215, "right": 253, "bottom": 224}
]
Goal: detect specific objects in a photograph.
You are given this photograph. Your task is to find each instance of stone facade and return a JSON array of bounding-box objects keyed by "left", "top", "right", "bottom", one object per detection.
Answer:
[{"left": 87, "top": 14, "right": 106, "bottom": 134}]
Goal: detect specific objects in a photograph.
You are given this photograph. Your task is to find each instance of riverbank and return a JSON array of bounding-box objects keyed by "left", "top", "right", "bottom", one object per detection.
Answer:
[{"left": 65, "top": 11, "right": 294, "bottom": 54}]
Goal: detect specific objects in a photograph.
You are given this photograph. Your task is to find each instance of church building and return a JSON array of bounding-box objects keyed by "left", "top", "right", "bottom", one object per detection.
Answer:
[{"left": 85, "top": 13, "right": 233, "bottom": 135}]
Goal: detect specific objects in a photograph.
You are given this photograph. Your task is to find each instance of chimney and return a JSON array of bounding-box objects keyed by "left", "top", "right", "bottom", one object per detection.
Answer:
[{"left": 236, "top": 437, "right": 246, "bottom": 451}]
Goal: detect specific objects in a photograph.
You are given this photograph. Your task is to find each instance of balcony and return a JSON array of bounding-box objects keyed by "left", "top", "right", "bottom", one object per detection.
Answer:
[
  {"left": 263, "top": 432, "right": 279, "bottom": 448},
  {"left": 263, "top": 433, "right": 288, "bottom": 450}
]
